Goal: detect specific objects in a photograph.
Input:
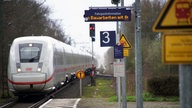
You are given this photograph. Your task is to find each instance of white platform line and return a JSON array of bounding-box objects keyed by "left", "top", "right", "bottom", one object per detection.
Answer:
[
  {"left": 39, "top": 99, "right": 53, "bottom": 108},
  {"left": 73, "top": 98, "right": 81, "bottom": 108}
]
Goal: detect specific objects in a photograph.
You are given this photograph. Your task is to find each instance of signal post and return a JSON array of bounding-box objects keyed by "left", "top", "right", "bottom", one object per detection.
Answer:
[{"left": 89, "top": 23, "right": 96, "bottom": 86}]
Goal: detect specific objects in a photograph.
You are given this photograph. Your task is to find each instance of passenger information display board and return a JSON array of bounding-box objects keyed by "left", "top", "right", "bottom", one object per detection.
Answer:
[
  {"left": 162, "top": 34, "right": 192, "bottom": 64},
  {"left": 84, "top": 7, "right": 131, "bottom": 22},
  {"left": 114, "top": 45, "right": 123, "bottom": 59}
]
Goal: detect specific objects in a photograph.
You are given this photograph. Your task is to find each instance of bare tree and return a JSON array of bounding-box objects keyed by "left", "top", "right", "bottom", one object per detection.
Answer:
[
  {"left": 0, "top": 0, "right": 68, "bottom": 98},
  {"left": 123, "top": 0, "right": 168, "bottom": 75}
]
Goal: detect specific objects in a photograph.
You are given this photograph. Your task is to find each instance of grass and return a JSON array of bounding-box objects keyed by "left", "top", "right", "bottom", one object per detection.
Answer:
[
  {"left": 83, "top": 78, "right": 179, "bottom": 102},
  {"left": 109, "top": 93, "right": 179, "bottom": 102},
  {"left": 82, "top": 78, "right": 115, "bottom": 98}
]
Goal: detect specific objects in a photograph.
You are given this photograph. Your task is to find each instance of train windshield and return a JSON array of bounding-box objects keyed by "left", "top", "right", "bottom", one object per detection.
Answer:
[{"left": 19, "top": 43, "right": 42, "bottom": 63}]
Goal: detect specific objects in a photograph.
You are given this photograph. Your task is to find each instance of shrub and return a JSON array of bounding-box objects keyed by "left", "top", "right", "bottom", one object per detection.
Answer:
[{"left": 147, "top": 75, "right": 179, "bottom": 96}]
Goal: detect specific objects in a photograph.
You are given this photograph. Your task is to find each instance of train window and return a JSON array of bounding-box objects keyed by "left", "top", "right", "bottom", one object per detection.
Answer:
[
  {"left": 19, "top": 43, "right": 42, "bottom": 63},
  {"left": 54, "top": 46, "right": 65, "bottom": 65}
]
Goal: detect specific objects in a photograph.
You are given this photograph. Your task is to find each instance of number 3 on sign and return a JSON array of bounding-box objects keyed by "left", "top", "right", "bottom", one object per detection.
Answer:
[
  {"left": 102, "top": 32, "right": 110, "bottom": 44},
  {"left": 100, "top": 31, "right": 116, "bottom": 47}
]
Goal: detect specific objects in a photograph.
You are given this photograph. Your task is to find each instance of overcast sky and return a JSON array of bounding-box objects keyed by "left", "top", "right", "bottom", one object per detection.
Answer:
[{"left": 43, "top": 0, "right": 134, "bottom": 56}]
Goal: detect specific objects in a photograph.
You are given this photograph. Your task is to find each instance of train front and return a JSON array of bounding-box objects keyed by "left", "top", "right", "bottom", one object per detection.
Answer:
[{"left": 8, "top": 37, "right": 53, "bottom": 96}]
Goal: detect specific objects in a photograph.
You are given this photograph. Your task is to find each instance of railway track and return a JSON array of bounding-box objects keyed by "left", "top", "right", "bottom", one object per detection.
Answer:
[
  {"left": 0, "top": 78, "right": 78, "bottom": 108},
  {"left": 0, "top": 74, "right": 111, "bottom": 108},
  {"left": 0, "top": 75, "right": 93, "bottom": 108},
  {"left": 0, "top": 98, "right": 18, "bottom": 108}
]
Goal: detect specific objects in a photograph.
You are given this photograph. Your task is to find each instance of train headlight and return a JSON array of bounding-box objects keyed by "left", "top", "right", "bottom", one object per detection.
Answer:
[
  {"left": 37, "top": 68, "right": 42, "bottom": 72},
  {"left": 17, "top": 68, "right": 21, "bottom": 72},
  {"left": 16, "top": 63, "right": 21, "bottom": 72},
  {"left": 37, "top": 62, "right": 43, "bottom": 72}
]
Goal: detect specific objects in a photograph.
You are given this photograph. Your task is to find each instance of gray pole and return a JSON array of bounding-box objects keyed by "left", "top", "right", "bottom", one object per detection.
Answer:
[
  {"left": 121, "top": 0, "right": 127, "bottom": 108},
  {"left": 80, "top": 79, "right": 82, "bottom": 97},
  {"left": 91, "top": 39, "right": 95, "bottom": 86},
  {"left": 116, "top": 4, "right": 121, "bottom": 108},
  {"left": 117, "top": 77, "right": 121, "bottom": 108},
  {"left": 135, "top": 0, "right": 143, "bottom": 108},
  {"left": 179, "top": 64, "right": 192, "bottom": 108}
]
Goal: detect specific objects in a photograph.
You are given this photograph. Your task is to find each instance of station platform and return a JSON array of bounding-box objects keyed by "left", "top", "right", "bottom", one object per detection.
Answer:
[{"left": 39, "top": 98, "right": 81, "bottom": 108}]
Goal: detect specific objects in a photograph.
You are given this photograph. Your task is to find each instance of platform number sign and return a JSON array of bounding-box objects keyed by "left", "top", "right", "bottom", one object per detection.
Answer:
[{"left": 100, "top": 31, "right": 116, "bottom": 47}]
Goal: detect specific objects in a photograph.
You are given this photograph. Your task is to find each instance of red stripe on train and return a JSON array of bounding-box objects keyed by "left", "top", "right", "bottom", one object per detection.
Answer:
[{"left": 8, "top": 73, "right": 54, "bottom": 85}]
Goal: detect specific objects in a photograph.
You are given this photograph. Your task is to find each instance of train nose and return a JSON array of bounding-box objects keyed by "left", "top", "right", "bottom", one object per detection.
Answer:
[{"left": 10, "top": 73, "right": 47, "bottom": 91}]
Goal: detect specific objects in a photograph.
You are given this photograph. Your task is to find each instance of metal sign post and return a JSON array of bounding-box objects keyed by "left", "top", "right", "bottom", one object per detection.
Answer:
[
  {"left": 115, "top": 6, "right": 121, "bottom": 107},
  {"left": 76, "top": 71, "right": 85, "bottom": 97},
  {"left": 120, "top": 0, "right": 128, "bottom": 107},
  {"left": 135, "top": 0, "right": 143, "bottom": 108},
  {"left": 179, "top": 65, "right": 192, "bottom": 108},
  {"left": 80, "top": 79, "right": 82, "bottom": 97}
]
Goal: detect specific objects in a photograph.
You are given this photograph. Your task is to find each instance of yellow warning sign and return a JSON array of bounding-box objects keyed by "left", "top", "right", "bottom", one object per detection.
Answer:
[
  {"left": 153, "top": 0, "right": 192, "bottom": 32},
  {"left": 162, "top": 34, "right": 192, "bottom": 64},
  {"left": 76, "top": 71, "right": 85, "bottom": 79},
  {"left": 120, "top": 34, "right": 132, "bottom": 48},
  {"left": 123, "top": 48, "right": 129, "bottom": 57}
]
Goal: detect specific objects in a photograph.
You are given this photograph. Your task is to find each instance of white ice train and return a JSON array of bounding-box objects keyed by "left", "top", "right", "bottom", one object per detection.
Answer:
[{"left": 8, "top": 36, "right": 96, "bottom": 97}]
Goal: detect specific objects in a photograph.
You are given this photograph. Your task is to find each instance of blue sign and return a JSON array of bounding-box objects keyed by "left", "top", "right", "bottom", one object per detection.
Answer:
[
  {"left": 84, "top": 7, "right": 131, "bottom": 22},
  {"left": 114, "top": 45, "right": 123, "bottom": 59},
  {"left": 100, "top": 31, "right": 116, "bottom": 47}
]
